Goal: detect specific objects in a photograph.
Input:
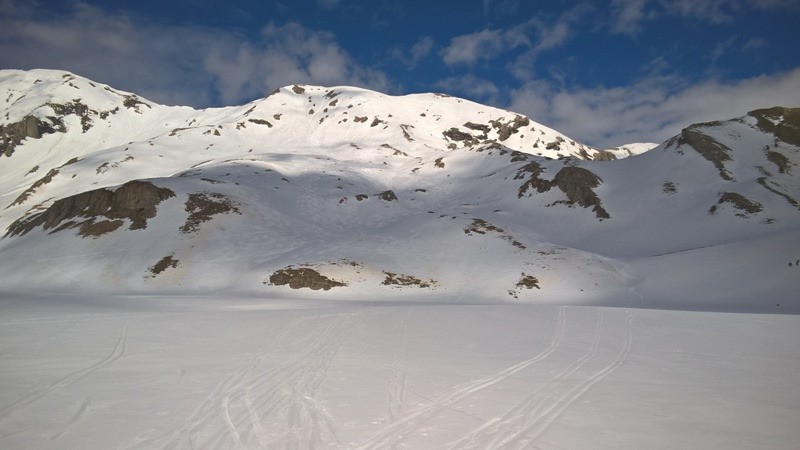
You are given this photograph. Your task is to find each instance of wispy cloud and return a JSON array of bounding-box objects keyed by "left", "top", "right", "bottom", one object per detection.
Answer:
[
  {"left": 441, "top": 2, "right": 590, "bottom": 78},
  {"left": 434, "top": 74, "right": 500, "bottom": 102},
  {"left": 610, "top": 0, "right": 649, "bottom": 34},
  {"left": 0, "top": 1, "right": 390, "bottom": 107},
  {"left": 508, "top": 68, "right": 800, "bottom": 147},
  {"left": 707, "top": 36, "right": 739, "bottom": 64},
  {"left": 742, "top": 37, "right": 767, "bottom": 51},
  {"left": 441, "top": 28, "right": 529, "bottom": 66},
  {"left": 609, "top": 0, "right": 800, "bottom": 34},
  {"left": 391, "top": 36, "right": 436, "bottom": 69},
  {"left": 482, "top": 0, "right": 520, "bottom": 17},
  {"left": 508, "top": 3, "right": 593, "bottom": 81}
]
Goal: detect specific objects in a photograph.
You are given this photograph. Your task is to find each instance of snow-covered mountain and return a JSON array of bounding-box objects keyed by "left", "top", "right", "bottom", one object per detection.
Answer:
[{"left": 1, "top": 69, "right": 797, "bottom": 311}]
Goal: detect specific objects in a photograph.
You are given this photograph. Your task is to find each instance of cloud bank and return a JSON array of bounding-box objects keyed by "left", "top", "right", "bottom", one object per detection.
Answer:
[
  {"left": 0, "top": 1, "right": 390, "bottom": 106},
  {"left": 0, "top": 0, "right": 797, "bottom": 148},
  {"left": 508, "top": 68, "right": 800, "bottom": 147}
]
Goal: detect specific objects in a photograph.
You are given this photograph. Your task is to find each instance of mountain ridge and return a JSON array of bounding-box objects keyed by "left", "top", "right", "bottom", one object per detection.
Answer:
[{"left": 1, "top": 69, "right": 798, "bottom": 311}]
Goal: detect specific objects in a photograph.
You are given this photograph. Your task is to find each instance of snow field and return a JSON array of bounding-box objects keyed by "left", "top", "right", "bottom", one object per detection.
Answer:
[{"left": 0, "top": 296, "right": 798, "bottom": 449}]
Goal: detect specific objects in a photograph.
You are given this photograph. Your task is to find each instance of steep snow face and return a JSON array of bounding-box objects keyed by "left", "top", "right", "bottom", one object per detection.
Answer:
[{"left": 0, "top": 70, "right": 798, "bottom": 311}]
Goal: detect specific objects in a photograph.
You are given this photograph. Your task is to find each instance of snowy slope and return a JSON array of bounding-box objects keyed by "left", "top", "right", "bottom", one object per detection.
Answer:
[
  {"left": 1, "top": 69, "right": 799, "bottom": 311},
  {"left": 1, "top": 296, "right": 799, "bottom": 449}
]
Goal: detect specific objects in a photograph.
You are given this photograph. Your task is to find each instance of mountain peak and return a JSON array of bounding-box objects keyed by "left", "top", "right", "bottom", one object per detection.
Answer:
[{"left": 0, "top": 69, "right": 798, "bottom": 310}]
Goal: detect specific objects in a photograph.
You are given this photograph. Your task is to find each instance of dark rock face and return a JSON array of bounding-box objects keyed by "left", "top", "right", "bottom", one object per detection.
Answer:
[
  {"left": 378, "top": 190, "right": 397, "bottom": 201},
  {"left": 464, "top": 218, "right": 504, "bottom": 235},
  {"left": 382, "top": 271, "right": 435, "bottom": 288},
  {"left": 463, "top": 122, "right": 490, "bottom": 135},
  {"left": 5, "top": 180, "right": 175, "bottom": 237},
  {"left": 767, "top": 150, "right": 792, "bottom": 174},
  {"left": 180, "top": 192, "right": 240, "bottom": 234},
  {"left": 9, "top": 157, "right": 79, "bottom": 207},
  {"left": 489, "top": 115, "right": 530, "bottom": 141},
  {"left": 149, "top": 254, "right": 179, "bottom": 276},
  {"left": 248, "top": 118, "right": 272, "bottom": 127},
  {"left": 1, "top": 115, "right": 57, "bottom": 157},
  {"left": 749, "top": 107, "right": 800, "bottom": 146},
  {"left": 515, "top": 274, "right": 540, "bottom": 289},
  {"left": 678, "top": 126, "right": 734, "bottom": 181},
  {"left": 443, "top": 127, "right": 476, "bottom": 144},
  {"left": 592, "top": 150, "right": 617, "bottom": 161},
  {"left": 709, "top": 192, "right": 764, "bottom": 217},
  {"left": 515, "top": 161, "right": 551, "bottom": 197},
  {"left": 515, "top": 162, "right": 610, "bottom": 219},
  {"left": 121, "top": 95, "right": 150, "bottom": 113},
  {"left": 269, "top": 267, "right": 346, "bottom": 290},
  {"left": 758, "top": 177, "right": 800, "bottom": 210},
  {"left": 48, "top": 100, "right": 93, "bottom": 132},
  {"left": 552, "top": 166, "right": 610, "bottom": 219}
]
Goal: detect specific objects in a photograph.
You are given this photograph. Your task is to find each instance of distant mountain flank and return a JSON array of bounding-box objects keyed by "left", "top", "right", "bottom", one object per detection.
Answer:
[{"left": 0, "top": 69, "right": 798, "bottom": 311}]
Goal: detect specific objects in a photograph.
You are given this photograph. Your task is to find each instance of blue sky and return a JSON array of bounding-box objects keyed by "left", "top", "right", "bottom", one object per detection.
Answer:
[{"left": 1, "top": 0, "right": 799, "bottom": 147}]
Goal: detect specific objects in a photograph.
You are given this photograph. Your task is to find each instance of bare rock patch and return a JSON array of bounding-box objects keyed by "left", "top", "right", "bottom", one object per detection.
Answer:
[
  {"left": 678, "top": 126, "right": 734, "bottom": 181},
  {"left": 382, "top": 271, "right": 436, "bottom": 288},
  {"left": 268, "top": 267, "right": 346, "bottom": 290},
  {"left": 5, "top": 180, "right": 175, "bottom": 237},
  {"left": 709, "top": 192, "right": 763, "bottom": 217},
  {"left": 148, "top": 254, "right": 179, "bottom": 277},
  {"left": 180, "top": 192, "right": 241, "bottom": 234}
]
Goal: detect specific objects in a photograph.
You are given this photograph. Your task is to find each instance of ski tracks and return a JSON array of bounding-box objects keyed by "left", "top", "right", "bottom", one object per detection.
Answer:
[
  {"left": 139, "top": 313, "right": 361, "bottom": 449},
  {"left": 354, "top": 306, "right": 567, "bottom": 450},
  {"left": 48, "top": 396, "right": 91, "bottom": 441},
  {"left": 451, "top": 309, "right": 636, "bottom": 449},
  {"left": 0, "top": 321, "right": 78, "bottom": 357},
  {"left": 386, "top": 308, "right": 411, "bottom": 422},
  {"left": 0, "top": 315, "right": 133, "bottom": 439}
]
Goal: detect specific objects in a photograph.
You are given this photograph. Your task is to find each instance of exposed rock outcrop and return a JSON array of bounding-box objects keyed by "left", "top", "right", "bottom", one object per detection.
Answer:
[
  {"left": 678, "top": 126, "right": 734, "bottom": 181},
  {"left": 268, "top": 267, "right": 346, "bottom": 290},
  {"left": 709, "top": 192, "right": 764, "bottom": 217},
  {"left": 180, "top": 192, "right": 240, "bottom": 234},
  {"left": 1, "top": 115, "right": 57, "bottom": 157},
  {"left": 5, "top": 180, "right": 175, "bottom": 237},
  {"left": 749, "top": 106, "right": 800, "bottom": 147},
  {"left": 552, "top": 166, "right": 610, "bottom": 220},
  {"left": 515, "top": 162, "right": 610, "bottom": 219}
]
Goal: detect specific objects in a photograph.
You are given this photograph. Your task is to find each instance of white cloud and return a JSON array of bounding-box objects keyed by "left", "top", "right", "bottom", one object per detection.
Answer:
[
  {"left": 707, "top": 36, "right": 738, "bottom": 64},
  {"left": 390, "top": 36, "right": 436, "bottom": 69},
  {"left": 508, "top": 3, "right": 592, "bottom": 81},
  {"left": 508, "top": 68, "right": 800, "bottom": 147},
  {"left": 410, "top": 37, "right": 436, "bottom": 65},
  {"left": 434, "top": 75, "right": 500, "bottom": 102},
  {"left": 610, "top": 0, "right": 799, "bottom": 33},
  {"left": 610, "top": 0, "right": 649, "bottom": 34},
  {"left": 0, "top": 1, "right": 391, "bottom": 107},
  {"left": 440, "top": 23, "right": 533, "bottom": 67},
  {"left": 743, "top": 37, "right": 767, "bottom": 51}
]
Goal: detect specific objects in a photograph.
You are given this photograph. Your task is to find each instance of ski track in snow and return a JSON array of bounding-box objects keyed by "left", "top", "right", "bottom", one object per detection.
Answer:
[
  {"left": 0, "top": 315, "right": 133, "bottom": 430},
  {"left": 449, "top": 308, "right": 606, "bottom": 449},
  {"left": 385, "top": 308, "right": 411, "bottom": 423},
  {"left": 472, "top": 310, "right": 635, "bottom": 449},
  {"left": 134, "top": 313, "right": 360, "bottom": 449},
  {"left": 518, "top": 312, "right": 636, "bottom": 447},
  {"left": 0, "top": 321, "right": 78, "bottom": 357},
  {"left": 353, "top": 306, "right": 567, "bottom": 449},
  {"left": 48, "top": 396, "right": 91, "bottom": 441}
]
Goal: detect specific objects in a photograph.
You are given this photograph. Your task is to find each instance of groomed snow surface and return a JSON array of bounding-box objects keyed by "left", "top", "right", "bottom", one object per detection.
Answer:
[{"left": 1, "top": 294, "right": 798, "bottom": 449}]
